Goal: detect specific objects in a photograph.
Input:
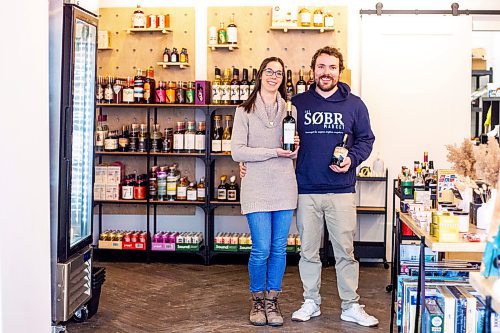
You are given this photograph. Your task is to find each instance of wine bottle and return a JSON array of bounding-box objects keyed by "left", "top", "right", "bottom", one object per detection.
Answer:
[
  {"left": 217, "top": 175, "right": 228, "bottom": 201},
  {"left": 330, "top": 133, "right": 349, "bottom": 167},
  {"left": 227, "top": 14, "right": 238, "bottom": 45},
  {"left": 296, "top": 68, "right": 306, "bottom": 94},
  {"left": 286, "top": 69, "right": 294, "bottom": 100},
  {"left": 282, "top": 101, "right": 296, "bottom": 151},
  {"left": 222, "top": 114, "right": 233, "bottom": 154},
  {"left": 227, "top": 175, "right": 239, "bottom": 202},
  {"left": 212, "top": 115, "right": 223, "bottom": 153}
]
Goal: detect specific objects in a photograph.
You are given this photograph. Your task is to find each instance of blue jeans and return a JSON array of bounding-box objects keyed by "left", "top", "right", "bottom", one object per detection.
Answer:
[{"left": 246, "top": 210, "right": 293, "bottom": 293}]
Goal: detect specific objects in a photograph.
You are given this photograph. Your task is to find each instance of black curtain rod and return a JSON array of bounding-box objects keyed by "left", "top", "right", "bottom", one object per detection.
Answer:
[{"left": 360, "top": 2, "right": 500, "bottom": 16}]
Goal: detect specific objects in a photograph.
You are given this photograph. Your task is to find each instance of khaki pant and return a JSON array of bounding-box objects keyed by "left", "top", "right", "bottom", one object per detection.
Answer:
[{"left": 296, "top": 193, "right": 360, "bottom": 310}]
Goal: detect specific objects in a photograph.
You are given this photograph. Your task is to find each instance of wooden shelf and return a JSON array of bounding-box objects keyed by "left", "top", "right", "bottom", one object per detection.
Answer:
[
  {"left": 469, "top": 272, "right": 500, "bottom": 313},
  {"left": 398, "top": 212, "right": 487, "bottom": 252},
  {"left": 209, "top": 44, "right": 238, "bottom": 51},
  {"left": 95, "top": 199, "right": 147, "bottom": 204},
  {"left": 150, "top": 200, "right": 204, "bottom": 205},
  {"left": 210, "top": 201, "right": 240, "bottom": 206},
  {"left": 149, "top": 152, "right": 205, "bottom": 157},
  {"left": 357, "top": 176, "right": 387, "bottom": 181},
  {"left": 125, "top": 28, "right": 171, "bottom": 34},
  {"left": 269, "top": 26, "right": 335, "bottom": 33},
  {"left": 95, "top": 151, "right": 147, "bottom": 156},
  {"left": 210, "top": 153, "right": 233, "bottom": 157},
  {"left": 157, "top": 62, "right": 190, "bottom": 69},
  {"left": 356, "top": 206, "right": 386, "bottom": 214},
  {"left": 98, "top": 47, "right": 113, "bottom": 50}
]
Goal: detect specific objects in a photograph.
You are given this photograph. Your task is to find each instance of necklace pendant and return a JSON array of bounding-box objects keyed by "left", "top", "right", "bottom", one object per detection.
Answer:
[{"left": 270, "top": 121, "right": 274, "bottom": 126}]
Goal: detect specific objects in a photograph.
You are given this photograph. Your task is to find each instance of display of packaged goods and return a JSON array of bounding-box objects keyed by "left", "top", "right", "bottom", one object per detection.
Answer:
[{"left": 98, "top": 230, "right": 146, "bottom": 250}]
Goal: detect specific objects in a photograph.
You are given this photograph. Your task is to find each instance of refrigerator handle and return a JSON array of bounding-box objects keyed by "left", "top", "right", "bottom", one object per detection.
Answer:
[{"left": 63, "top": 106, "right": 71, "bottom": 159}]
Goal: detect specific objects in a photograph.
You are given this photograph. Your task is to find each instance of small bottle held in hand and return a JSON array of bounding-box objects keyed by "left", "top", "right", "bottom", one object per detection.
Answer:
[
  {"left": 330, "top": 133, "right": 349, "bottom": 167},
  {"left": 282, "top": 101, "right": 296, "bottom": 152}
]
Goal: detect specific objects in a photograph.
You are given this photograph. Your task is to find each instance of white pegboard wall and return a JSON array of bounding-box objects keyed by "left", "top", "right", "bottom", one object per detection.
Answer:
[
  {"left": 207, "top": 6, "right": 348, "bottom": 82},
  {"left": 97, "top": 7, "right": 195, "bottom": 82}
]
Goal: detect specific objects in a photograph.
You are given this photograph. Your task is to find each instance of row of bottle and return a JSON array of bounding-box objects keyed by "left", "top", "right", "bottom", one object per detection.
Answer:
[
  {"left": 96, "top": 68, "right": 197, "bottom": 104},
  {"left": 162, "top": 47, "right": 189, "bottom": 63},
  {"left": 398, "top": 152, "right": 438, "bottom": 196},
  {"left": 211, "top": 67, "right": 314, "bottom": 104},
  {"left": 297, "top": 8, "right": 335, "bottom": 28},
  {"left": 209, "top": 14, "right": 238, "bottom": 45},
  {"left": 132, "top": 5, "right": 170, "bottom": 29}
]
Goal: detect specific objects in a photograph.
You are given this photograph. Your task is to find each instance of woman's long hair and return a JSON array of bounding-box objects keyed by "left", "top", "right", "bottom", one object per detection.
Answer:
[{"left": 240, "top": 57, "right": 287, "bottom": 113}]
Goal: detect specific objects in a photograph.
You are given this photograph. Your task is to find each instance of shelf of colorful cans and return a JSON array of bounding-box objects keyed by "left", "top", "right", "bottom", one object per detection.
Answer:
[
  {"left": 208, "top": 44, "right": 238, "bottom": 51},
  {"left": 398, "top": 211, "right": 487, "bottom": 252},
  {"left": 269, "top": 26, "right": 335, "bottom": 33},
  {"left": 469, "top": 272, "right": 500, "bottom": 313},
  {"left": 125, "top": 27, "right": 172, "bottom": 34},
  {"left": 156, "top": 62, "right": 190, "bottom": 69}
]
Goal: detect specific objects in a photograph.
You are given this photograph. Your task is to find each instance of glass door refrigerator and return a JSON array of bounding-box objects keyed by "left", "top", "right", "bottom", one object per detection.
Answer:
[{"left": 50, "top": 3, "right": 98, "bottom": 324}]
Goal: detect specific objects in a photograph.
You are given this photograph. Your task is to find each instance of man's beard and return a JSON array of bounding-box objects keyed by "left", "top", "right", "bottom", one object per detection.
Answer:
[{"left": 316, "top": 76, "right": 337, "bottom": 92}]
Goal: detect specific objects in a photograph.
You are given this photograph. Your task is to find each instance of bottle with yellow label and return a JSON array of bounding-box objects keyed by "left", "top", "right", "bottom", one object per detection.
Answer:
[
  {"left": 299, "top": 8, "right": 311, "bottom": 27},
  {"left": 313, "top": 9, "right": 324, "bottom": 27}
]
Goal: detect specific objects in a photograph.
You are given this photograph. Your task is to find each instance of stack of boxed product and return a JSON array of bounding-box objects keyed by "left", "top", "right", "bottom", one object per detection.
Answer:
[
  {"left": 94, "top": 162, "right": 124, "bottom": 201},
  {"left": 151, "top": 232, "right": 203, "bottom": 252}
]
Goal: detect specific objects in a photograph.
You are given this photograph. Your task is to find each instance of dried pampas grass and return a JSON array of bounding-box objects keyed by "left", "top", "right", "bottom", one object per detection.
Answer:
[
  {"left": 474, "top": 137, "right": 500, "bottom": 187},
  {"left": 446, "top": 139, "right": 477, "bottom": 179}
]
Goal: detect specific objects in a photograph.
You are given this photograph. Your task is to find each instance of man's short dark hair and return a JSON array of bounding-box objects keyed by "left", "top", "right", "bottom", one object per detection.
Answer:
[{"left": 310, "top": 46, "right": 345, "bottom": 73}]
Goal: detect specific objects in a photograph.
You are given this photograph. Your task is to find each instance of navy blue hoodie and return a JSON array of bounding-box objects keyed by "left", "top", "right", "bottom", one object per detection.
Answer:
[{"left": 292, "top": 82, "right": 375, "bottom": 194}]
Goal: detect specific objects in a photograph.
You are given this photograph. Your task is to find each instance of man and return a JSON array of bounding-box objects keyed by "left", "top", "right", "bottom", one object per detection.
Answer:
[{"left": 241, "top": 46, "right": 378, "bottom": 327}]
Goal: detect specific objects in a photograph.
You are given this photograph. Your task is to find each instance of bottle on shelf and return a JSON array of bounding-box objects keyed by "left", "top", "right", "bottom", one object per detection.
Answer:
[
  {"left": 123, "top": 77, "right": 135, "bottom": 104},
  {"left": 96, "top": 76, "right": 104, "bottom": 103},
  {"left": 184, "top": 121, "right": 196, "bottom": 153},
  {"left": 299, "top": 7, "right": 312, "bottom": 27},
  {"left": 121, "top": 175, "right": 135, "bottom": 200},
  {"left": 227, "top": 175, "right": 239, "bottom": 202},
  {"left": 313, "top": 8, "right": 324, "bottom": 27},
  {"left": 162, "top": 128, "right": 173, "bottom": 152},
  {"left": 227, "top": 14, "right": 238, "bottom": 45},
  {"left": 177, "top": 176, "right": 189, "bottom": 201},
  {"left": 282, "top": 101, "right": 296, "bottom": 152},
  {"left": 212, "top": 67, "right": 222, "bottom": 104},
  {"left": 104, "top": 130, "right": 119, "bottom": 152},
  {"left": 414, "top": 168, "right": 425, "bottom": 187},
  {"left": 180, "top": 48, "right": 188, "bottom": 63},
  {"left": 330, "top": 133, "right": 349, "bottom": 167},
  {"left": 149, "top": 166, "right": 158, "bottom": 201},
  {"left": 176, "top": 81, "right": 186, "bottom": 104},
  {"left": 155, "top": 81, "right": 166, "bottom": 103},
  {"left": 132, "top": 5, "right": 146, "bottom": 28},
  {"left": 144, "top": 66, "right": 156, "bottom": 104},
  {"left": 422, "top": 151, "right": 429, "bottom": 177},
  {"left": 306, "top": 69, "right": 314, "bottom": 90},
  {"left": 187, "top": 181, "right": 197, "bottom": 201},
  {"left": 163, "top": 48, "right": 171, "bottom": 63},
  {"left": 171, "top": 48, "right": 179, "bottom": 63},
  {"left": 217, "top": 22, "right": 227, "bottom": 44},
  {"left": 286, "top": 69, "right": 295, "bottom": 100},
  {"left": 197, "top": 177, "right": 206, "bottom": 202},
  {"left": 324, "top": 11, "right": 334, "bottom": 28},
  {"left": 217, "top": 175, "right": 228, "bottom": 201},
  {"left": 249, "top": 68, "right": 257, "bottom": 95},
  {"left": 230, "top": 68, "right": 240, "bottom": 105},
  {"left": 208, "top": 26, "right": 217, "bottom": 46},
  {"left": 95, "top": 114, "right": 108, "bottom": 152},
  {"left": 166, "top": 166, "right": 177, "bottom": 201},
  {"left": 118, "top": 125, "right": 130, "bottom": 152},
  {"left": 425, "top": 161, "right": 438, "bottom": 206},
  {"left": 138, "top": 123, "right": 149, "bottom": 152},
  {"left": 112, "top": 79, "right": 123, "bottom": 104},
  {"left": 134, "top": 174, "right": 147, "bottom": 200},
  {"left": 157, "top": 166, "right": 168, "bottom": 201},
  {"left": 129, "top": 123, "right": 139, "bottom": 152},
  {"left": 221, "top": 68, "right": 231, "bottom": 105},
  {"left": 222, "top": 114, "right": 233, "bottom": 154},
  {"left": 150, "top": 123, "right": 163, "bottom": 153},
  {"left": 401, "top": 169, "right": 414, "bottom": 197},
  {"left": 195, "top": 121, "right": 206, "bottom": 153},
  {"left": 239, "top": 68, "right": 250, "bottom": 102},
  {"left": 186, "top": 81, "right": 195, "bottom": 104},
  {"left": 133, "top": 69, "right": 145, "bottom": 103},
  {"left": 173, "top": 121, "right": 185, "bottom": 153},
  {"left": 212, "top": 115, "right": 223, "bottom": 153},
  {"left": 296, "top": 69, "right": 306, "bottom": 94},
  {"left": 104, "top": 76, "right": 114, "bottom": 103}
]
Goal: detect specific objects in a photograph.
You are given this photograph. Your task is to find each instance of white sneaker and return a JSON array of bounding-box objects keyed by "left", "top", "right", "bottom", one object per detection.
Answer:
[
  {"left": 340, "top": 304, "right": 379, "bottom": 327},
  {"left": 291, "top": 299, "right": 321, "bottom": 322}
]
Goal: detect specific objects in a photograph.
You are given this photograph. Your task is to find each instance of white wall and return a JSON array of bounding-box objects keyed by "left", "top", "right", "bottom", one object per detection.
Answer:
[{"left": 0, "top": 0, "right": 51, "bottom": 332}]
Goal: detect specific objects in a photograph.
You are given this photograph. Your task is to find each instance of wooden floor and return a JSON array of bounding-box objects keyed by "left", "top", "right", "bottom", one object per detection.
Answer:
[{"left": 67, "top": 261, "right": 392, "bottom": 333}]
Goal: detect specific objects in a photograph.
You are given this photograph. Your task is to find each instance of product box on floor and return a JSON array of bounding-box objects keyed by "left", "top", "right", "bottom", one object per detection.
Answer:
[{"left": 151, "top": 232, "right": 203, "bottom": 252}]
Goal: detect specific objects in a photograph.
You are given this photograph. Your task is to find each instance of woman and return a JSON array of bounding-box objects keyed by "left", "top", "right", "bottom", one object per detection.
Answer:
[{"left": 231, "top": 57, "right": 299, "bottom": 327}]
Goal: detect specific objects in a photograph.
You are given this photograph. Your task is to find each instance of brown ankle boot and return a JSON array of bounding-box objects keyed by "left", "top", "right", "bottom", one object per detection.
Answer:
[
  {"left": 249, "top": 292, "right": 267, "bottom": 326},
  {"left": 265, "top": 290, "right": 283, "bottom": 326}
]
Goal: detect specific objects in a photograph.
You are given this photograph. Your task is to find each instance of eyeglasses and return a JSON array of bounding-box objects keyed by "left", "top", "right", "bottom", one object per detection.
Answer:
[{"left": 263, "top": 68, "right": 283, "bottom": 78}]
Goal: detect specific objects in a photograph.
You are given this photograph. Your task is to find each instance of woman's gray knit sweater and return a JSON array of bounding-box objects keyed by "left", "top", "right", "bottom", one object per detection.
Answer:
[{"left": 231, "top": 94, "right": 298, "bottom": 215}]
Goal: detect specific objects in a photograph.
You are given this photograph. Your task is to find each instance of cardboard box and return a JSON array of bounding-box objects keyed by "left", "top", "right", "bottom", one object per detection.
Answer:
[
  {"left": 94, "top": 184, "right": 106, "bottom": 201},
  {"left": 105, "top": 184, "right": 120, "bottom": 201},
  {"left": 472, "top": 58, "right": 487, "bottom": 70},
  {"left": 195, "top": 81, "right": 211, "bottom": 105},
  {"left": 98, "top": 30, "right": 110, "bottom": 49},
  {"left": 176, "top": 242, "right": 201, "bottom": 252},
  {"left": 472, "top": 48, "right": 486, "bottom": 59},
  {"left": 106, "top": 164, "right": 123, "bottom": 185},
  {"left": 214, "top": 243, "right": 238, "bottom": 252},
  {"left": 98, "top": 240, "right": 122, "bottom": 249},
  {"left": 123, "top": 241, "right": 147, "bottom": 250},
  {"left": 94, "top": 165, "right": 108, "bottom": 184},
  {"left": 271, "top": 5, "right": 298, "bottom": 27}
]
